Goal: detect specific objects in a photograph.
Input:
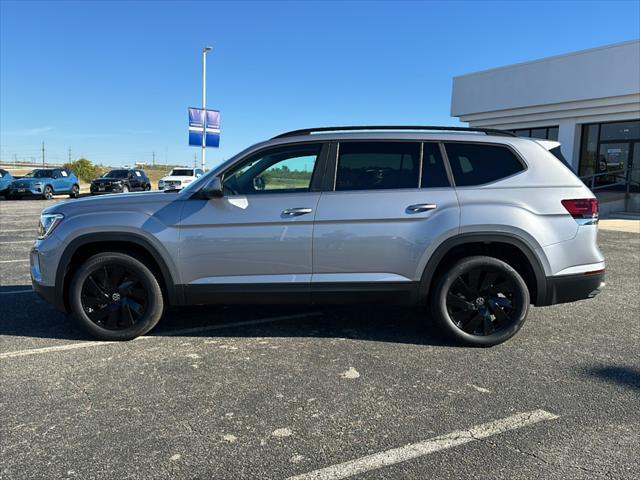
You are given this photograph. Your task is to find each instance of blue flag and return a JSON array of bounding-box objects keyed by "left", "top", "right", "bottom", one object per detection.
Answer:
[{"left": 189, "top": 108, "right": 220, "bottom": 147}]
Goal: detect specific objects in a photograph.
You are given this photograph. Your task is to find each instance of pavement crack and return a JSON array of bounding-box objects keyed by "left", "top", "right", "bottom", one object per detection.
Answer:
[{"left": 64, "top": 377, "right": 93, "bottom": 412}]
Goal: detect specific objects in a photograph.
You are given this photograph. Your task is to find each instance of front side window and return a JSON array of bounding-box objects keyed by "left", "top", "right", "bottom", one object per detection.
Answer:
[
  {"left": 445, "top": 143, "right": 525, "bottom": 186},
  {"left": 336, "top": 141, "right": 420, "bottom": 191},
  {"left": 223, "top": 143, "right": 321, "bottom": 195}
]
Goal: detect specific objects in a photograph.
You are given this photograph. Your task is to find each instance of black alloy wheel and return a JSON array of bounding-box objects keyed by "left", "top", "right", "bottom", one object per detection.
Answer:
[
  {"left": 70, "top": 252, "right": 164, "bottom": 340},
  {"left": 43, "top": 185, "right": 53, "bottom": 200},
  {"left": 432, "top": 256, "right": 530, "bottom": 347},
  {"left": 81, "top": 264, "right": 148, "bottom": 330},
  {"left": 70, "top": 184, "right": 80, "bottom": 198}
]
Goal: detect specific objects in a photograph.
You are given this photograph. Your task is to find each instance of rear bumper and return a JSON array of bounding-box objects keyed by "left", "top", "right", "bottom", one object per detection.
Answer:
[{"left": 539, "top": 271, "right": 605, "bottom": 306}]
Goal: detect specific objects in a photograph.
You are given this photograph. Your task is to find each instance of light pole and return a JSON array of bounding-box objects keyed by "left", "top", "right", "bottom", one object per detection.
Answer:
[{"left": 202, "top": 46, "right": 213, "bottom": 171}]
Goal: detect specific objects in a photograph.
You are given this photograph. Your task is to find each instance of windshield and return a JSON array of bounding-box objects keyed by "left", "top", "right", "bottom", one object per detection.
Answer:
[
  {"left": 103, "top": 170, "right": 129, "bottom": 178},
  {"left": 171, "top": 169, "right": 193, "bottom": 176},
  {"left": 25, "top": 169, "right": 54, "bottom": 178}
]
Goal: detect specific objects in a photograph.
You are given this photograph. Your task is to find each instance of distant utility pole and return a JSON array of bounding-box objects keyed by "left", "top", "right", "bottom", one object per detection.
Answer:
[
  {"left": 152, "top": 151, "right": 156, "bottom": 167},
  {"left": 68, "top": 146, "right": 72, "bottom": 163},
  {"left": 41, "top": 142, "right": 45, "bottom": 167}
]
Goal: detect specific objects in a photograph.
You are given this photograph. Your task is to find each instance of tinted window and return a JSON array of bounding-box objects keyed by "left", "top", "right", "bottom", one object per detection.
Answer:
[
  {"left": 224, "top": 143, "right": 321, "bottom": 195},
  {"left": 104, "top": 170, "right": 129, "bottom": 178},
  {"left": 172, "top": 169, "right": 193, "bottom": 176},
  {"left": 336, "top": 142, "right": 420, "bottom": 191},
  {"left": 445, "top": 143, "right": 524, "bottom": 186},
  {"left": 421, "top": 143, "right": 450, "bottom": 188}
]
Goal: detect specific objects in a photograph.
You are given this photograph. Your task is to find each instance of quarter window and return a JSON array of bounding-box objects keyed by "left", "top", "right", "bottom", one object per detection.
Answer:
[
  {"left": 336, "top": 142, "right": 420, "bottom": 191},
  {"left": 223, "top": 144, "right": 321, "bottom": 195},
  {"left": 444, "top": 143, "right": 525, "bottom": 186},
  {"left": 421, "top": 143, "right": 450, "bottom": 188}
]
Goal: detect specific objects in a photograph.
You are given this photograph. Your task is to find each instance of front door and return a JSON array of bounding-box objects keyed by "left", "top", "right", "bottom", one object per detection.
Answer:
[
  {"left": 312, "top": 141, "right": 460, "bottom": 301},
  {"left": 178, "top": 142, "right": 327, "bottom": 303}
]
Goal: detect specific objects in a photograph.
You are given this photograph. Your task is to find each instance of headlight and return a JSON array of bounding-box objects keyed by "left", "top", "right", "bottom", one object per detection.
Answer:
[{"left": 38, "top": 213, "right": 64, "bottom": 240}]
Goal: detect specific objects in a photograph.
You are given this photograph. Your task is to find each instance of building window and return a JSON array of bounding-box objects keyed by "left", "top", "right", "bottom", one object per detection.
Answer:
[
  {"left": 578, "top": 119, "right": 640, "bottom": 191},
  {"left": 508, "top": 126, "right": 559, "bottom": 141}
]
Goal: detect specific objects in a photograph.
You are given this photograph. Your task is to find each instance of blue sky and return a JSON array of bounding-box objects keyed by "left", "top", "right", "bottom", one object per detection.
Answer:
[{"left": 1, "top": 0, "right": 639, "bottom": 168}]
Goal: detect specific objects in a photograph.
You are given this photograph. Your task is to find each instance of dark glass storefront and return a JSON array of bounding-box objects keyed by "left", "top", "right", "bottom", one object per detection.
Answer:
[
  {"left": 508, "top": 126, "right": 559, "bottom": 140},
  {"left": 578, "top": 120, "right": 640, "bottom": 191}
]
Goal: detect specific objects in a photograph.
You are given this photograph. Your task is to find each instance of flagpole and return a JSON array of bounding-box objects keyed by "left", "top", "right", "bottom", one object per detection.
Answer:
[{"left": 202, "top": 47, "right": 213, "bottom": 171}]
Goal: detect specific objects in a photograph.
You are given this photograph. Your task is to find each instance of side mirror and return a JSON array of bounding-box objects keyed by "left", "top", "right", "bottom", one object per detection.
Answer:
[{"left": 202, "top": 177, "right": 224, "bottom": 198}]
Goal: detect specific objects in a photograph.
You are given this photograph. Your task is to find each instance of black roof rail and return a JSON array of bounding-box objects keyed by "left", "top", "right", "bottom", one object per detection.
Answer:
[{"left": 272, "top": 125, "right": 518, "bottom": 139}]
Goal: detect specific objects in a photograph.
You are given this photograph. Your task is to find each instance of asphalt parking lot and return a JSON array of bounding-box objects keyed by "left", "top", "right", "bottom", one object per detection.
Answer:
[{"left": 1, "top": 198, "right": 639, "bottom": 479}]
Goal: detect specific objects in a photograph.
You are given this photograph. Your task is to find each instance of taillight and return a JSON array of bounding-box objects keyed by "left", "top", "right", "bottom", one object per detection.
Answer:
[{"left": 562, "top": 198, "right": 598, "bottom": 224}]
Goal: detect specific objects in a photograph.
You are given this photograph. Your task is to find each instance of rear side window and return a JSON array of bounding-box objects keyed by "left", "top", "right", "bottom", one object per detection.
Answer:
[
  {"left": 336, "top": 142, "right": 420, "bottom": 191},
  {"left": 444, "top": 143, "right": 525, "bottom": 186},
  {"left": 421, "top": 143, "right": 450, "bottom": 188}
]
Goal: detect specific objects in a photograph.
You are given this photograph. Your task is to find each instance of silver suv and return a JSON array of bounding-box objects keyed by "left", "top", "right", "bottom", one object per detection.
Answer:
[{"left": 31, "top": 126, "right": 605, "bottom": 346}]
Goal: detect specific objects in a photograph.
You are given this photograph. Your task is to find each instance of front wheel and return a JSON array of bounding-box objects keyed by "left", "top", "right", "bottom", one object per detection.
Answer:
[
  {"left": 122, "top": 185, "right": 130, "bottom": 193},
  {"left": 431, "top": 256, "right": 530, "bottom": 347},
  {"left": 42, "top": 185, "right": 53, "bottom": 200},
  {"left": 69, "top": 252, "right": 164, "bottom": 340}
]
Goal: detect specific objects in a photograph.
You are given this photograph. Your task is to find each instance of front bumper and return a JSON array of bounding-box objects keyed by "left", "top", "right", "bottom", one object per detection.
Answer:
[
  {"left": 30, "top": 247, "right": 67, "bottom": 312},
  {"left": 90, "top": 184, "right": 125, "bottom": 194},
  {"left": 540, "top": 271, "right": 605, "bottom": 306},
  {"left": 8, "top": 186, "right": 45, "bottom": 197}
]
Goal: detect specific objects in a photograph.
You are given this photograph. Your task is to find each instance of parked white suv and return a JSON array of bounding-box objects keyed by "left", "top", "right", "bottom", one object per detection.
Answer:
[{"left": 158, "top": 167, "right": 204, "bottom": 191}]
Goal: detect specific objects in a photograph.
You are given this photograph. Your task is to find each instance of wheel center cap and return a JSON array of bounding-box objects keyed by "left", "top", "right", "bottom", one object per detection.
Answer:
[
  {"left": 111, "top": 292, "right": 121, "bottom": 302},
  {"left": 475, "top": 297, "right": 485, "bottom": 306}
]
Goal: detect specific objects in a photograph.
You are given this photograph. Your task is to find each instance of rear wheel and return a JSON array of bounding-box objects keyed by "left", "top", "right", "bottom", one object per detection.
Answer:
[
  {"left": 69, "top": 252, "right": 164, "bottom": 340},
  {"left": 43, "top": 185, "right": 53, "bottom": 200},
  {"left": 69, "top": 184, "right": 80, "bottom": 198},
  {"left": 122, "top": 184, "right": 129, "bottom": 193},
  {"left": 431, "top": 256, "right": 529, "bottom": 347},
  {"left": 145, "top": 184, "right": 151, "bottom": 191}
]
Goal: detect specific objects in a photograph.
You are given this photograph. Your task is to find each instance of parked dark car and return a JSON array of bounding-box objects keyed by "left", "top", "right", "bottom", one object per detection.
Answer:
[
  {"left": 0, "top": 168, "right": 15, "bottom": 198},
  {"left": 7, "top": 168, "right": 79, "bottom": 200},
  {"left": 90, "top": 169, "right": 151, "bottom": 195}
]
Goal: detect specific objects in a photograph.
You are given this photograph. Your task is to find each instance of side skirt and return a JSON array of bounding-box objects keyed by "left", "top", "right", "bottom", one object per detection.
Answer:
[{"left": 181, "top": 282, "right": 420, "bottom": 306}]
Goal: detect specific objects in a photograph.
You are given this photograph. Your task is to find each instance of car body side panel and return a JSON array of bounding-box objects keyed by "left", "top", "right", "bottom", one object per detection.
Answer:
[
  {"left": 35, "top": 193, "right": 184, "bottom": 288},
  {"left": 178, "top": 193, "right": 321, "bottom": 285},
  {"left": 313, "top": 188, "right": 460, "bottom": 282}
]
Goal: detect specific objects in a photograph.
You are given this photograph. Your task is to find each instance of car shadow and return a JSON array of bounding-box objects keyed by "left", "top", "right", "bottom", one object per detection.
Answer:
[
  {"left": 584, "top": 365, "right": 640, "bottom": 392},
  {"left": 0, "top": 285, "right": 456, "bottom": 347}
]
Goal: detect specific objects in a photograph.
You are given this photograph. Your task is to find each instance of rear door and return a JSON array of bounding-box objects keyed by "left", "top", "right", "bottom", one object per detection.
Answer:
[
  {"left": 312, "top": 141, "right": 460, "bottom": 297},
  {"left": 179, "top": 142, "right": 329, "bottom": 303}
]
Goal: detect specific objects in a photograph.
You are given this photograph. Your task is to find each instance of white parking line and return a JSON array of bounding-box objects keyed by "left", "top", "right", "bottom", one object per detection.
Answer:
[
  {"left": 0, "top": 259, "right": 29, "bottom": 263},
  {"left": 0, "top": 240, "right": 34, "bottom": 244},
  {"left": 287, "top": 409, "right": 559, "bottom": 480},
  {"left": 0, "top": 229, "right": 37, "bottom": 233},
  {"left": 0, "top": 312, "right": 320, "bottom": 360}
]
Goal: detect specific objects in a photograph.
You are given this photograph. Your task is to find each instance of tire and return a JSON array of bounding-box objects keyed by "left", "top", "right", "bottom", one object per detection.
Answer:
[
  {"left": 69, "top": 184, "right": 80, "bottom": 198},
  {"left": 122, "top": 185, "right": 129, "bottom": 193},
  {"left": 43, "top": 185, "right": 53, "bottom": 200},
  {"left": 69, "top": 252, "right": 164, "bottom": 340},
  {"left": 431, "top": 256, "right": 530, "bottom": 347},
  {"left": 145, "top": 184, "right": 151, "bottom": 191}
]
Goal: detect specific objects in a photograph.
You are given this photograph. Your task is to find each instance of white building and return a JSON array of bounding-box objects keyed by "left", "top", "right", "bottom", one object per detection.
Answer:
[{"left": 451, "top": 40, "right": 640, "bottom": 190}]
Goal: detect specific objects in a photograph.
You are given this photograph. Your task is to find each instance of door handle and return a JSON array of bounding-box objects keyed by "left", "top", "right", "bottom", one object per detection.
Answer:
[
  {"left": 406, "top": 203, "right": 437, "bottom": 213},
  {"left": 282, "top": 207, "right": 313, "bottom": 217}
]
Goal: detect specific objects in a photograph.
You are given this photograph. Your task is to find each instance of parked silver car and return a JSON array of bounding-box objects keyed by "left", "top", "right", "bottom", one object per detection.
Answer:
[{"left": 31, "top": 126, "right": 605, "bottom": 346}]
